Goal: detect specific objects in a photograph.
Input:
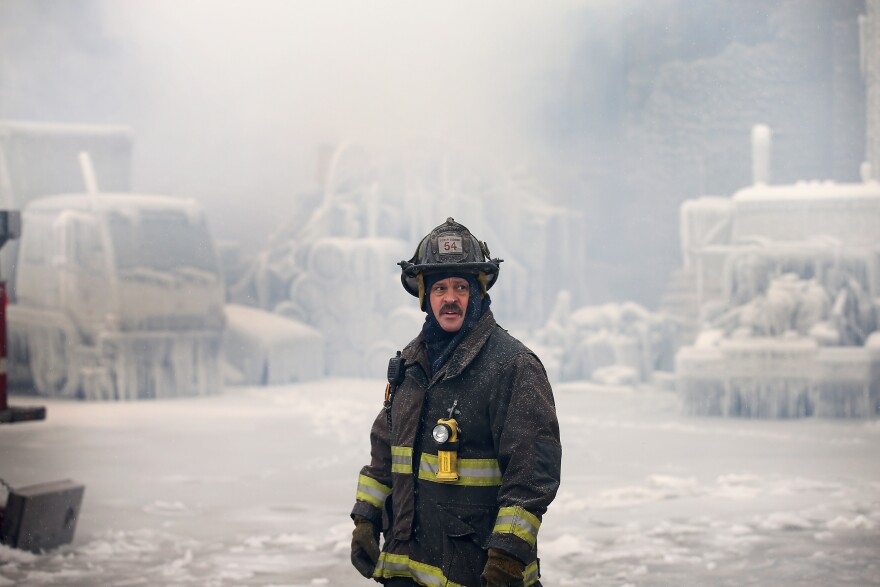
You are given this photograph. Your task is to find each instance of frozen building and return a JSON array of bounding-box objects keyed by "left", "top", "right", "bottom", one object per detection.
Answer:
[{"left": 674, "top": 128, "right": 880, "bottom": 418}]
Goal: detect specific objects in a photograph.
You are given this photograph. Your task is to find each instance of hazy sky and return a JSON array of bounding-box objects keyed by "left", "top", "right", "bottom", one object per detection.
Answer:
[
  {"left": 9, "top": 0, "right": 858, "bottom": 307},
  {"left": 83, "top": 0, "right": 600, "bottom": 245}
]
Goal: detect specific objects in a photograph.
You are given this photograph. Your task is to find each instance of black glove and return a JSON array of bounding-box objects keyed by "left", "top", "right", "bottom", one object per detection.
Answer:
[
  {"left": 481, "top": 547, "right": 525, "bottom": 587},
  {"left": 350, "top": 514, "right": 380, "bottom": 578}
]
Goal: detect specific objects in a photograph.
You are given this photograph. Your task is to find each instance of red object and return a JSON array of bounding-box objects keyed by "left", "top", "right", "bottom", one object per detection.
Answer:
[
  {"left": 0, "top": 281, "right": 7, "bottom": 412},
  {"left": 0, "top": 280, "right": 44, "bottom": 423}
]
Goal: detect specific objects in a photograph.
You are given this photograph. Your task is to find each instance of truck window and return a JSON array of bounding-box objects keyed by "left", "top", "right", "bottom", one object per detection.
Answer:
[
  {"left": 72, "top": 218, "right": 107, "bottom": 275},
  {"left": 107, "top": 211, "right": 218, "bottom": 274}
]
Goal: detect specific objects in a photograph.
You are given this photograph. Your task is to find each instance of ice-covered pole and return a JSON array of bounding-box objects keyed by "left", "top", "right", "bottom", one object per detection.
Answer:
[
  {"left": 78, "top": 151, "right": 99, "bottom": 201},
  {"left": 860, "top": 161, "right": 873, "bottom": 182},
  {"left": 751, "top": 124, "right": 772, "bottom": 186}
]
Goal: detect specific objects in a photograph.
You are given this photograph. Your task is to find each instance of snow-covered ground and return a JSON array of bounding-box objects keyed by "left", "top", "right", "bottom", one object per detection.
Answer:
[{"left": 1, "top": 380, "right": 879, "bottom": 586}]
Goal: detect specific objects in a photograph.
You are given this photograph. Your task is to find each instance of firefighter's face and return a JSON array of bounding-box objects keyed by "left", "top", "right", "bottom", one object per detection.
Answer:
[{"left": 429, "top": 277, "right": 470, "bottom": 332}]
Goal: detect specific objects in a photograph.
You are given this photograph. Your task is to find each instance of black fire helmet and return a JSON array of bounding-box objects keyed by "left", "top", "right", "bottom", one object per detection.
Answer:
[{"left": 398, "top": 217, "right": 503, "bottom": 311}]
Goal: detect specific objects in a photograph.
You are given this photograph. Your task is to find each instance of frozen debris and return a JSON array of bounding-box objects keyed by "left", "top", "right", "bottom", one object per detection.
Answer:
[
  {"left": 591, "top": 475, "right": 702, "bottom": 508},
  {"left": 223, "top": 304, "right": 324, "bottom": 385},
  {"left": 826, "top": 515, "right": 876, "bottom": 530},
  {"left": 756, "top": 512, "right": 813, "bottom": 531},
  {"left": 142, "top": 501, "right": 195, "bottom": 517},
  {"left": 531, "top": 291, "right": 684, "bottom": 383},
  {"left": 539, "top": 533, "right": 591, "bottom": 558},
  {"left": 592, "top": 365, "right": 639, "bottom": 386}
]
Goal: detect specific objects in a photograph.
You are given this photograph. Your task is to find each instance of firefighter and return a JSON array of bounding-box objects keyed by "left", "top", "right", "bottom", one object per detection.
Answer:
[{"left": 350, "top": 218, "right": 562, "bottom": 587}]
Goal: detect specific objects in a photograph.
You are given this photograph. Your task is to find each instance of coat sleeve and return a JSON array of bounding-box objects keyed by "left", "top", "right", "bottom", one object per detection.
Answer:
[
  {"left": 487, "top": 352, "right": 562, "bottom": 563},
  {"left": 351, "top": 406, "right": 393, "bottom": 527}
]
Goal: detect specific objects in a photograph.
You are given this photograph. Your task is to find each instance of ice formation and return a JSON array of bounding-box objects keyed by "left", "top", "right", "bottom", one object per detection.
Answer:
[
  {"left": 8, "top": 194, "right": 226, "bottom": 400},
  {"left": 229, "top": 141, "right": 585, "bottom": 377},
  {"left": 529, "top": 290, "right": 683, "bottom": 384},
  {"left": 674, "top": 154, "right": 880, "bottom": 417},
  {"left": 223, "top": 304, "right": 324, "bottom": 385}
]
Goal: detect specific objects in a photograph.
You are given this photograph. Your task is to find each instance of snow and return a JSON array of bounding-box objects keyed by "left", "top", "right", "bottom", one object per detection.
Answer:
[{"left": 2, "top": 381, "right": 878, "bottom": 586}]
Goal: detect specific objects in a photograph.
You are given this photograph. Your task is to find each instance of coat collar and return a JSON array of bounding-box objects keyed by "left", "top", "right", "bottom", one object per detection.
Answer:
[{"left": 404, "top": 310, "right": 497, "bottom": 384}]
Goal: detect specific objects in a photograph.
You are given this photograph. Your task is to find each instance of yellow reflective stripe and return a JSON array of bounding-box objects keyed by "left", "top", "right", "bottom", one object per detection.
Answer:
[
  {"left": 373, "top": 553, "right": 410, "bottom": 579},
  {"left": 493, "top": 506, "right": 541, "bottom": 546},
  {"left": 418, "top": 453, "right": 503, "bottom": 486},
  {"left": 373, "top": 552, "right": 466, "bottom": 587},
  {"left": 523, "top": 559, "right": 540, "bottom": 586},
  {"left": 374, "top": 551, "right": 538, "bottom": 586},
  {"left": 391, "top": 445, "right": 413, "bottom": 474},
  {"left": 355, "top": 474, "right": 391, "bottom": 508}
]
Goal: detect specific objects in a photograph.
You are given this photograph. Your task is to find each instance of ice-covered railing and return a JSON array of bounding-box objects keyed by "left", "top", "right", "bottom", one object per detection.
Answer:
[{"left": 731, "top": 181, "right": 880, "bottom": 245}]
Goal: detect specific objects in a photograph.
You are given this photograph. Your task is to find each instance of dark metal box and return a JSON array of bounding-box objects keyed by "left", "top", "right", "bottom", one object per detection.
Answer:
[{"left": 0, "top": 479, "right": 85, "bottom": 552}]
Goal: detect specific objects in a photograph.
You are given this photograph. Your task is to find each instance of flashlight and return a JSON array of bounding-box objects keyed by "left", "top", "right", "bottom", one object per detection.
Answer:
[
  {"left": 433, "top": 418, "right": 459, "bottom": 482},
  {"left": 432, "top": 422, "right": 452, "bottom": 444}
]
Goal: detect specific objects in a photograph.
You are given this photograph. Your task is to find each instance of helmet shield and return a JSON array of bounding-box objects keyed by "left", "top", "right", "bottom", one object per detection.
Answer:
[{"left": 398, "top": 217, "right": 502, "bottom": 308}]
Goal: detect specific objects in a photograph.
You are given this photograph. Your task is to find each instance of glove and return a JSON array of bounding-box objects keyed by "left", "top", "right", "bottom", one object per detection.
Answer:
[
  {"left": 480, "top": 547, "right": 525, "bottom": 587},
  {"left": 350, "top": 514, "right": 380, "bottom": 578}
]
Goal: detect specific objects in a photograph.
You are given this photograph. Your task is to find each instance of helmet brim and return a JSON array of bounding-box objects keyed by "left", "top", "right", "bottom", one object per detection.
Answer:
[{"left": 399, "top": 260, "right": 501, "bottom": 298}]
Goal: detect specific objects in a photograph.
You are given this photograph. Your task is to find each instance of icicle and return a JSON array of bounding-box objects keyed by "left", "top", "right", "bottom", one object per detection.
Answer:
[{"left": 751, "top": 124, "right": 772, "bottom": 186}]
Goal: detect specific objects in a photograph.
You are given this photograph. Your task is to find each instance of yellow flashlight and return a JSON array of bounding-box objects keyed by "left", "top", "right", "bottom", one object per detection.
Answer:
[{"left": 432, "top": 418, "right": 459, "bottom": 482}]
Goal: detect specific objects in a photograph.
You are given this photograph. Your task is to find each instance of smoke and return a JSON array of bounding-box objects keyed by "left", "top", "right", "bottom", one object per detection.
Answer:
[
  {"left": 76, "top": 0, "right": 593, "bottom": 247},
  {"left": 3, "top": 0, "right": 860, "bottom": 306}
]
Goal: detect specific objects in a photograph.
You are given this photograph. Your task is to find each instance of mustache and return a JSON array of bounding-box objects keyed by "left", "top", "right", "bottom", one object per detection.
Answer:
[{"left": 439, "top": 303, "right": 463, "bottom": 315}]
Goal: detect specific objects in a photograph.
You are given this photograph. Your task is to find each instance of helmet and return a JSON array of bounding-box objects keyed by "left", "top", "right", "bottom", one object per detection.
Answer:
[{"left": 399, "top": 217, "right": 503, "bottom": 310}]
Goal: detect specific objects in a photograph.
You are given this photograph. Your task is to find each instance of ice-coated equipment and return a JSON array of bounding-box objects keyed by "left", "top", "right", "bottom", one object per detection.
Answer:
[
  {"left": 8, "top": 195, "right": 226, "bottom": 400},
  {"left": 0, "top": 120, "right": 226, "bottom": 400},
  {"left": 670, "top": 125, "right": 880, "bottom": 417}
]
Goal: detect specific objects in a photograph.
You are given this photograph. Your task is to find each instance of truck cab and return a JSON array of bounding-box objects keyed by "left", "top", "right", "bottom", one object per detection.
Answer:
[{"left": 9, "top": 193, "right": 225, "bottom": 399}]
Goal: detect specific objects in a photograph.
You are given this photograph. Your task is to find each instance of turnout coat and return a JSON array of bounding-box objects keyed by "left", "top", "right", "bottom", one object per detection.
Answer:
[{"left": 352, "top": 311, "right": 562, "bottom": 586}]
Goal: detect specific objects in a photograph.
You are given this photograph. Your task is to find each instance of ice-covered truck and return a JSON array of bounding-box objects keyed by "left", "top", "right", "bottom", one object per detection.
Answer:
[{"left": 0, "top": 120, "right": 225, "bottom": 400}]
